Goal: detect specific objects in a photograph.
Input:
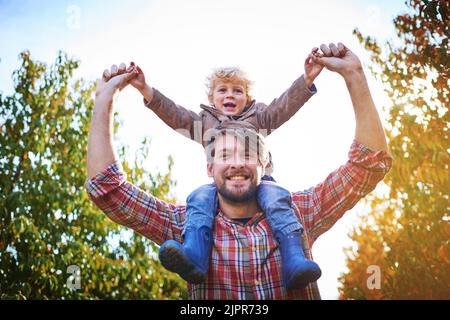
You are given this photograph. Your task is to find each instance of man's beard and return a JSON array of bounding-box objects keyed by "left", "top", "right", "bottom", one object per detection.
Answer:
[{"left": 216, "top": 181, "right": 258, "bottom": 203}]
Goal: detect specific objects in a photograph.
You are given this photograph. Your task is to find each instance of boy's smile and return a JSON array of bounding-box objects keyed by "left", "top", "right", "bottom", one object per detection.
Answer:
[
  {"left": 210, "top": 79, "right": 249, "bottom": 116},
  {"left": 223, "top": 102, "right": 237, "bottom": 113}
]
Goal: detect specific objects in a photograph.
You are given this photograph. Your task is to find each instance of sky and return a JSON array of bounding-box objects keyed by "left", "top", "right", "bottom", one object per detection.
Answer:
[{"left": 0, "top": 0, "right": 408, "bottom": 299}]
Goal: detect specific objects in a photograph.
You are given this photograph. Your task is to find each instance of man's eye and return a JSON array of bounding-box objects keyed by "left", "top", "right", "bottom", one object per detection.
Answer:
[{"left": 244, "top": 151, "right": 257, "bottom": 161}]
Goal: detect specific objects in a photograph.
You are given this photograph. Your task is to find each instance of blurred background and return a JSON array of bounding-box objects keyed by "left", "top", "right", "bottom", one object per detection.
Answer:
[{"left": 0, "top": 0, "right": 448, "bottom": 299}]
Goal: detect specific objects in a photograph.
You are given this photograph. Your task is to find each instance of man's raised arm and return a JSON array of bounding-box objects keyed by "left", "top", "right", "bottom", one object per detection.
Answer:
[
  {"left": 87, "top": 64, "right": 137, "bottom": 179},
  {"left": 313, "top": 43, "right": 389, "bottom": 152},
  {"left": 292, "top": 44, "right": 392, "bottom": 242},
  {"left": 85, "top": 64, "right": 185, "bottom": 246}
]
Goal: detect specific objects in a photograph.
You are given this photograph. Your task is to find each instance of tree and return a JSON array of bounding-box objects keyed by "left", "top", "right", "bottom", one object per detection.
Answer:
[
  {"left": 0, "top": 51, "right": 188, "bottom": 299},
  {"left": 339, "top": 0, "right": 449, "bottom": 299}
]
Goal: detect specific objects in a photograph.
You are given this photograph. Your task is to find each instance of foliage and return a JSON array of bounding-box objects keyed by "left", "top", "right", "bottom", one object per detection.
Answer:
[
  {"left": 0, "top": 51, "right": 187, "bottom": 299},
  {"left": 339, "top": 0, "right": 449, "bottom": 299}
]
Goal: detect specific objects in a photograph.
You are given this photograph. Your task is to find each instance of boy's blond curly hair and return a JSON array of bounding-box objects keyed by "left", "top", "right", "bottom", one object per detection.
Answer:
[{"left": 205, "top": 67, "right": 253, "bottom": 103}]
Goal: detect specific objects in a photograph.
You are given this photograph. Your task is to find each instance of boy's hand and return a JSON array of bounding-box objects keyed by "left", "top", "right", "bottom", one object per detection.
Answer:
[
  {"left": 126, "top": 62, "right": 147, "bottom": 91},
  {"left": 304, "top": 48, "right": 324, "bottom": 88}
]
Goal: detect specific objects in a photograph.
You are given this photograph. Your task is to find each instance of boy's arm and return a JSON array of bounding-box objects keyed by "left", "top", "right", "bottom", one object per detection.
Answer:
[
  {"left": 257, "top": 74, "right": 316, "bottom": 134},
  {"left": 256, "top": 52, "right": 323, "bottom": 134},
  {"left": 139, "top": 83, "right": 203, "bottom": 144}
]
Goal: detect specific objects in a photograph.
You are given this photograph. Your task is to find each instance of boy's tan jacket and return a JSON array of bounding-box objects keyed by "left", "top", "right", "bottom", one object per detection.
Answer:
[{"left": 144, "top": 74, "right": 316, "bottom": 147}]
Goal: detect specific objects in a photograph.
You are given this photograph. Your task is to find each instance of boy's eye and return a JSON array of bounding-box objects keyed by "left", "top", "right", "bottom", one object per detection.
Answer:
[{"left": 218, "top": 88, "right": 226, "bottom": 93}]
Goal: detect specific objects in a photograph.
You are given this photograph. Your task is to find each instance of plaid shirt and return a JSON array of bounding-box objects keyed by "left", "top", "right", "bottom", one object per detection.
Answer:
[{"left": 85, "top": 140, "right": 392, "bottom": 300}]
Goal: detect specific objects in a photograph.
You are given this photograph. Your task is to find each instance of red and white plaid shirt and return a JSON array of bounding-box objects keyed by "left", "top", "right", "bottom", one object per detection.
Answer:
[{"left": 85, "top": 140, "right": 392, "bottom": 300}]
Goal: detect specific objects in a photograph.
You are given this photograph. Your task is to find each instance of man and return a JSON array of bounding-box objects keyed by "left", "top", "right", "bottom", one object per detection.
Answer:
[{"left": 85, "top": 43, "right": 392, "bottom": 299}]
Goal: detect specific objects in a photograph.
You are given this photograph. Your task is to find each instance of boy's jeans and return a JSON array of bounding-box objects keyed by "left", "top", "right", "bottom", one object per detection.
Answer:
[{"left": 184, "top": 176, "right": 303, "bottom": 237}]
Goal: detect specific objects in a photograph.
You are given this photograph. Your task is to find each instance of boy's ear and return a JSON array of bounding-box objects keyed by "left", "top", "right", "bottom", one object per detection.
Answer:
[{"left": 206, "top": 163, "right": 214, "bottom": 178}]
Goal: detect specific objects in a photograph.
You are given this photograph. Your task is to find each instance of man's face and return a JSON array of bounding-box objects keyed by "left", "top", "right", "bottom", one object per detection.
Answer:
[
  {"left": 209, "top": 79, "right": 248, "bottom": 116},
  {"left": 207, "top": 134, "right": 264, "bottom": 203}
]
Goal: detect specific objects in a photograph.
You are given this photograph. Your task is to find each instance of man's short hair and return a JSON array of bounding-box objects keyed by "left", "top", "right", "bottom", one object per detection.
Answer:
[{"left": 204, "top": 124, "right": 270, "bottom": 170}]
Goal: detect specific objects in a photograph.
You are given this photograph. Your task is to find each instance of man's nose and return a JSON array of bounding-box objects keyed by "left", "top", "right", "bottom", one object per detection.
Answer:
[{"left": 230, "top": 154, "right": 245, "bottom": 167}]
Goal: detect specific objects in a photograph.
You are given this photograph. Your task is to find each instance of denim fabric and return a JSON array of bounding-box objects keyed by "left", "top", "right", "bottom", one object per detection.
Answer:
[
  {"left": 257, "top": 180, "right": 303, "bottom": 236},
  {"left": 184, "top": 183, "right": 218, "bottom": 234},
  {"left": 185, "top": 179, "right": 303, "bottom": 236}
]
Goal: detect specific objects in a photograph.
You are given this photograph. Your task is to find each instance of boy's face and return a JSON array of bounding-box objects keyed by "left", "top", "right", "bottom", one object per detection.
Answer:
[{"left": 210, "top": 79, "right": 248, "bottom": 116}]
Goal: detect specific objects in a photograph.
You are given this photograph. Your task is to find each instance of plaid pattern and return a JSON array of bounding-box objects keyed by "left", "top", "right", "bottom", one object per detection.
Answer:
[{"left": 85, "top": 140, "right": 392, "bottom": 300}]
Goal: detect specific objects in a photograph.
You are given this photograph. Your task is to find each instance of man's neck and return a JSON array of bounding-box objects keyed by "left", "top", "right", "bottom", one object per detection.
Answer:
[{"left": 217, "top": 195, "right": 262, "bottom": 219}]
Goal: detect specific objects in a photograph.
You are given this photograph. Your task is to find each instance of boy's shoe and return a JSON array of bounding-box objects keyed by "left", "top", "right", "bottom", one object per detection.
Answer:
[
  {"left": 159, "top": 225, "right": 212, "bottom": 284},
  {"left": 275, "top": 231, "right": 322, "bottom": 289}
]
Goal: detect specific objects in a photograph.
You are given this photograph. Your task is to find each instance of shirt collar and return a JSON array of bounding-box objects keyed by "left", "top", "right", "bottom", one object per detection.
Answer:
[{"left": 216, "top": 209, "right": 265, "bottom": 226}]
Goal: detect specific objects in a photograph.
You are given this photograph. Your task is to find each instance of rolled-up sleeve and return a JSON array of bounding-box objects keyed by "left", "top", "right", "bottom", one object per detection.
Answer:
[
  {"left": 292, "top": 140, "right": 393, "bottom": 243},
  {"left": 85, "top": 162, "right": 185, "bottom": 245}
]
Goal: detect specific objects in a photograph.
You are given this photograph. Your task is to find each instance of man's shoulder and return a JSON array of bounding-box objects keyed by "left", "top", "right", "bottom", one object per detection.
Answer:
[{"left": 290, "top": 189, "right": 313, "bottom": 208}]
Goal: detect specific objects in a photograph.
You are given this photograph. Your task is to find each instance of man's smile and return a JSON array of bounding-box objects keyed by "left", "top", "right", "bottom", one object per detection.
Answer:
[
  {"left": 228, "top": 175, "right": 247, "bottom": 181},
  {"left": 224, "top": 172, "right": 252, "bottom": 188},
  {"left": 225, "top": 172, "right": 250, "bottom": 181}
]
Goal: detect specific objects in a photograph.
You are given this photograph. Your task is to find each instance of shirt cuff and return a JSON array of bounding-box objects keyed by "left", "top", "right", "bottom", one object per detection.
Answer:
[
  {"left": 85, "top": 161, "right": 126, "bottom": 198},
  {"left": 308, "top": 83, "right": 317, "bottom": 93},
  {"left": 298, "top": 74, "right": 317, "bottom": 96},
  {"left": 143, "top": 88, "right": 164, "bottom": 110}
]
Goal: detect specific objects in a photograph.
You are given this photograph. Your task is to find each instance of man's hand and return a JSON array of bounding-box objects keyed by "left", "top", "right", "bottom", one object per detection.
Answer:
[
  {"left": 312, "top": 43, "right": 363, "bottom": 78},
  {"left": 96, "top": 63, "right": 138, "bottom": 99},
  {"left": 102, "top": 62, "right": 154, "bottom": 104},
  {"left": 311, "top": 42, "right": 388, "bottom": 152},
  {"left": 87, "top": 64, "right": 137, "bottom": 179},
  {"left": 101, "top": 62, "right": 146, "bottom": 91},
  {"left": 304, "top": 47, "right": 324, "bottom": 88}
]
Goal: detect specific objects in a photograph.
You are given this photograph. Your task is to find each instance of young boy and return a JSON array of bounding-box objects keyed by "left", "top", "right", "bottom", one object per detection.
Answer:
[{"left": 114, "top": 51, "right": 323, "bottom": 289}]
